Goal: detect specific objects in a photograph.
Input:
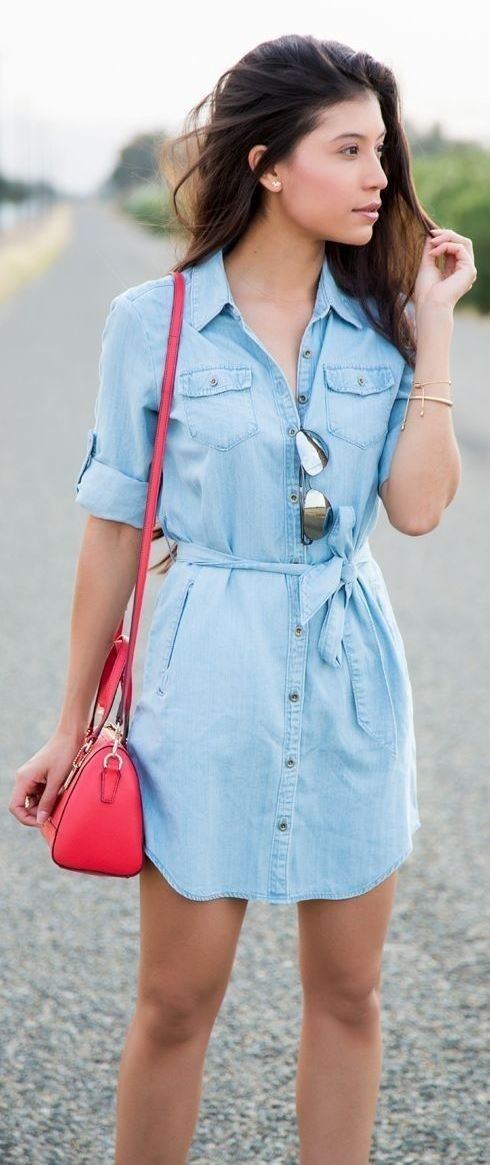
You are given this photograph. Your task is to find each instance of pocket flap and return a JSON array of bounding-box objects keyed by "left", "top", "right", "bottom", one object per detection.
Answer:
[
  {"left": 180, "top": 367, "right": 252, "bottom": 397},
  {"left": 324, "top": 366, "right": 395, "bottom": 395}
]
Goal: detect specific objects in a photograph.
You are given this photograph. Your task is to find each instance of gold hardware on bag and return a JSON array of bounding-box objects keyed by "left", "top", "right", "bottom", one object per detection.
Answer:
[
  {"left": 111, "top": 719, "right": 124, "bottom": 751},
  {"left": 103, "top": 751, "right": 123, "bottom": 771},
  {"left": 60, "top": 737, "right": 93, "bottom": 792}
]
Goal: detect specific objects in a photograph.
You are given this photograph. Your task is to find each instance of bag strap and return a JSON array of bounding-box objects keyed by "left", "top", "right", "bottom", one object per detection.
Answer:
[{"left": 113, "top": 270, "right": 185, "bottom": 741}]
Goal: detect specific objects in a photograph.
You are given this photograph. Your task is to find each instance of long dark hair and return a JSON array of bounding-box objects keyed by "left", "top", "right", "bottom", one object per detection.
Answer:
[{"left": 150, "top": 33, "right": 438, "bottom": 574}]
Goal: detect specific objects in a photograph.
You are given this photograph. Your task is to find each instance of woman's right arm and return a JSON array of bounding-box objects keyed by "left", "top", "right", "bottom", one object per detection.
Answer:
[{"left": 9, "top": 516, "right": 142, "bottom": 827}]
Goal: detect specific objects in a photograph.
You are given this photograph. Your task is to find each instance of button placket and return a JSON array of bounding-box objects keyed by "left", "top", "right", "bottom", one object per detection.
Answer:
[
  {"left": 268, "top": 574, "right": 307, "bottom": 899},
  {"left": 267, "top": 334, "right": 315, "bottom": 898},
  {"left": 285, "top": 422, "right": 304, "bottom": 561},
  {"left": 296, "top": 339, "right": 314, "bottom": 409},
  {"left": 293, "top": 336, "right": 316, "bottom": 544}
]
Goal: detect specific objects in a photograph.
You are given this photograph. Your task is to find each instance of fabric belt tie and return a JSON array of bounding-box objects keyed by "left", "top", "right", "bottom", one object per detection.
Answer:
[
  {"left": 173, "top": 505, "right": 396, "bottom": 748},
  {"left": 174, "top": 506, "right": 376, "bottom": 667}
]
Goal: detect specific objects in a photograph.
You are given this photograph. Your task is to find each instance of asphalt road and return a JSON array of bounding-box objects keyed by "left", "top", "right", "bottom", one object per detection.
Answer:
[{"left": 1, "top": 202, "right": 488, "bottom": 1164}]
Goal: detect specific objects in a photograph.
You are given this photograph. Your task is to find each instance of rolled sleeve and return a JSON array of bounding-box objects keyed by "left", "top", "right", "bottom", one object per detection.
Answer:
[
  {"left": 377, "top": 359, "right": 413, "bottom": 495},
  {"left": 377, "top": 302, "right": 417, "bottom": 496},
  {"left": 75, "top": 292, "right": 158, "bottom": 527}
]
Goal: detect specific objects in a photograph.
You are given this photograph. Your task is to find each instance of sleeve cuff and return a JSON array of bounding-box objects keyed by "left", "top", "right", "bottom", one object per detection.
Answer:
[
  {"left": 377, "top": 425, "right": 401, "bottom": 495},
  {"left": 75, "top": 456, "right": 149, "bottom": 528}
]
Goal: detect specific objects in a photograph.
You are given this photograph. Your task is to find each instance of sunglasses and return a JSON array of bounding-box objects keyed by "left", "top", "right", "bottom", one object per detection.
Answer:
[{"left": 295, "top": 429, "right": 333, "bottom": 544}]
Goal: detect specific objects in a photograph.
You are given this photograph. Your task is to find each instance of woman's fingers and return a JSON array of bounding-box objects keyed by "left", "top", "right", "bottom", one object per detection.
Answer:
[
  {"left": 429, "top": 240, "right": 465, "bottom": 253},
  {"left": 9, "top": 771, "right": 48, "bottom": 826},
  {"left": 35, "top": 776, "right": 67, "bottom": 825},
  {"left": 428, "top": 228, "right": 474, "bottom": 258},
  {"left": 10, "top": 728, "right": 88, "bottom": 827}
]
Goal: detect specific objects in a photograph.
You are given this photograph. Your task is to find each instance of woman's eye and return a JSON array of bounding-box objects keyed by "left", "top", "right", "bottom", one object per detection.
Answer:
[{"left": 341, "top": 144, "right": 386, "bottom": 157}]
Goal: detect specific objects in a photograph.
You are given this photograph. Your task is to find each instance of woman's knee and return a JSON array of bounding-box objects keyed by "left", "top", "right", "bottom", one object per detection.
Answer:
[
  {"left": 315, "top": 978, "right": 382, "bottom": 1026},
  {"left": 136, "top": 975, "right": 225, "bottom": 1045},
  {"left": 135, "top": 861, "right": 248, "bottom": 1045},
  {"left": 301, "top": 952, "right": 382, "bottom": 1022},
  {"left": 297, "top": 874, "right": 396, "bottom": 1023}
]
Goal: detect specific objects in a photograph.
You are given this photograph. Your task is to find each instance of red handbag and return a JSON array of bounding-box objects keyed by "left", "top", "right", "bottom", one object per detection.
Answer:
[{"left": 39, "top": 271, "right": 185, "bottom": 877}]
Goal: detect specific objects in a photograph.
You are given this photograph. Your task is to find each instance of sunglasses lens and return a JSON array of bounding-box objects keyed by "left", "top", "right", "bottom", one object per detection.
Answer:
[
  {"left": 295, "top": 430, "right": 329, "bottom": 475},
  {"left": 302, "top": 489, "right": 332, "bottom": 541}
]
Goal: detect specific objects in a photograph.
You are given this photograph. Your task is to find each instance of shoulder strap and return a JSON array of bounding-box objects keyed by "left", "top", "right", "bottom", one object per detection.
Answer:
[{"left": 115, "top": 270, "right": 185, "bottom": 739}]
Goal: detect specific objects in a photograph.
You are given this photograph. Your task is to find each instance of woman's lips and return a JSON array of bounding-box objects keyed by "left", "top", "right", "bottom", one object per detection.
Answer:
[{"left": 353, "top": 209, "right": 379, "bottom": 222}]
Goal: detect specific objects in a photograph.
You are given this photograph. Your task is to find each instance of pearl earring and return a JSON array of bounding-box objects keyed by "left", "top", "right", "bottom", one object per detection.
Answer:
[{"left": 272, "top": 180, "right": 281, "bottom": 189}]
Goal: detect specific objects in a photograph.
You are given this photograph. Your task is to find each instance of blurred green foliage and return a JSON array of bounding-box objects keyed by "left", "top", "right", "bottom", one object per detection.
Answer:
[
  {"left": 411, "top": 147, "right": 489, "bottom": 311},
  {"left": 119, "top": 182, "right": 179, "bottom": 234}
]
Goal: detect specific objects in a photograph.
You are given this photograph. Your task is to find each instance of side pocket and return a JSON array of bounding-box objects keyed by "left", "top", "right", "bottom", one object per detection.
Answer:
[
  {"left": 371, "top": 575, "right": 403, "bottom": 648},
  {"left": 156, "top": 576, "right": 195, "bottom": 696}
]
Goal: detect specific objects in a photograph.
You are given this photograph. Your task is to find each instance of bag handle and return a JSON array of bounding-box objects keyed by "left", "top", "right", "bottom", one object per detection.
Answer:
[{"left": 110, "top": 270, "right": 185, "bottom": 741}]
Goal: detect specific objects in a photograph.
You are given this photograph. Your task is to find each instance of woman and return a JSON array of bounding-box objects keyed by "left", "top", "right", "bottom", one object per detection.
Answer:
[{"left": 10, "top": 33, "right": 475, "bottom": 1165}]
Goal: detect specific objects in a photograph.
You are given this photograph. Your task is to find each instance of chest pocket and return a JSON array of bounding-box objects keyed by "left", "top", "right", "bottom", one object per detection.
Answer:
[
  {"left": 324, "top": 364, "right": 395, "bottom": 449},
  {"left": 179, "top": 365, "right": 259, "bottom": 451}
]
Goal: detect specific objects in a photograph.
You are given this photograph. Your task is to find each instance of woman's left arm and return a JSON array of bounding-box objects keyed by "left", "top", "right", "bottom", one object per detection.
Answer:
[{"left": 381, "top": 227, "right": 477, "bottom": 535}]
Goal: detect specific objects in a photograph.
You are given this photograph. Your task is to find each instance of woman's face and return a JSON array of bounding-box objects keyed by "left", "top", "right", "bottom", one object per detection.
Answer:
[{"left": 266, "top": 93, "right": 389, "bottom": 244}]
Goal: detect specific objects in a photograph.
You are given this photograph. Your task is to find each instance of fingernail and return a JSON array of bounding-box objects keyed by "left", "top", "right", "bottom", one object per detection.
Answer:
[{"left": 37, "top": 810, "right": 48, "bottom": 824}]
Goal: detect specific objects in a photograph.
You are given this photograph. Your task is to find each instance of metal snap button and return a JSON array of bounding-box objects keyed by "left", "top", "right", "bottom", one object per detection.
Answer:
[
  {"left": 290, "top": 493, "right": 298, "bottom": 503},
  {"left": 298, "top": 394, "right": 307, "bottom": 403},
  {"left": 288, "top": 427, "right": 297, "bottom": 437},
  {"left": 289, "top": 691, "right": 299, "bottom": 702},
  {"left": 294, "top": 625, "right": 303, "bottom": 636},
  {"left": 357, "top": 375, "right": 365, "bottom": 385},
  {"left": 302, "top": 349, "right": 312, "bottom": 359},
  {"left": 209, "top": 376, "right": 218, "bottom": 385},
  {"left": 285, "top": 757, "right": 295, "bottom": 768},
  {"left": 278, "top": 819, "right": 288, "bottom": 831}
]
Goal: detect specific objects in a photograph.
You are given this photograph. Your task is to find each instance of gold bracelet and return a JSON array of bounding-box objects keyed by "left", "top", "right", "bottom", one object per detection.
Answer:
[
  {"left": 412, "top": 379, "right": 452, "bottom": 388},
  {"left": 401, "top": 392, "right": 453, "bottom": 429}
]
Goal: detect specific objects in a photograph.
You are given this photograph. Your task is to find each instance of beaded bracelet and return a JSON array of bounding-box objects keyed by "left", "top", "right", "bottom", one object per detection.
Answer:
[{"left": 401, "top": 379, "right": 452, "bottom": 430}]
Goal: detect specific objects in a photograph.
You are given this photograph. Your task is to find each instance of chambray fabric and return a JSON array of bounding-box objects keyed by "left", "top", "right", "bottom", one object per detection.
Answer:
[{"left": 75, "top": 245, "right": 421, "bottom": 902}]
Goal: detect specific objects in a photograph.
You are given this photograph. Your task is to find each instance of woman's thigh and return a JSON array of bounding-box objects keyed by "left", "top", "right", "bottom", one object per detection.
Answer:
[
  {"left": 136, "top": 855, "right": 248, "bottom": 1025},
  {"left": 296, "top": 871, "right": 398, "bottom": 1010}
]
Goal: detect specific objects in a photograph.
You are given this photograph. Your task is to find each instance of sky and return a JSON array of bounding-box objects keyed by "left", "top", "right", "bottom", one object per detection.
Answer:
[{"left": 0, "top": 0, "right": 486, "bottom": 197}]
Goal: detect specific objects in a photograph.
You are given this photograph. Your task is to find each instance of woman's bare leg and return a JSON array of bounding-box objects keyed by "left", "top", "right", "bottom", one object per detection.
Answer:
[
  {"left": 114, "top": 856, "right": 248, "bottom": 1165},
  {"left": 295, "top": 870, "right": 398, "bottom": 1165}
]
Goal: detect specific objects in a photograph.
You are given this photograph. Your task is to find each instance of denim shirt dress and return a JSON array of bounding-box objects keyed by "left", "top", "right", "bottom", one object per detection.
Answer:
[{"left": 74, "top": 246, "right": 421, "bottom": 903}]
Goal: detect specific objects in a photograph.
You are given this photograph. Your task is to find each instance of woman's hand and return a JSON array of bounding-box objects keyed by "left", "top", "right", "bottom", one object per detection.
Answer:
[
  {"left": 8, "top": 725, "right": 88, "bottom": 827},
  {"left": 413, "top": 227, "right": 477, "bottom": 315}
]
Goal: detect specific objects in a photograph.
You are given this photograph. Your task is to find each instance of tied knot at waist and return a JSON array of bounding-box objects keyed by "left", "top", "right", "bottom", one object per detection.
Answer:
[
  {"left": 340, "top": 561, "right": 357, "bottom": 585},
  {"left": 174, "top": 505, "right": 373, "bottom": 668}
]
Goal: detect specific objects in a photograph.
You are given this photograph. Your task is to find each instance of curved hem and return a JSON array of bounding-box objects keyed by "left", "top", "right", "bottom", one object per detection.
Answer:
[{"left": 143, "top": 823, "right": 421, "bottom": 903}]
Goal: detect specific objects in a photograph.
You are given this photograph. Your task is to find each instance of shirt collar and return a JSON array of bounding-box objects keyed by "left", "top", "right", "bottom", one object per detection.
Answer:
[{"left": 190, "top": 246, "right": 364, "bottom": 331}]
